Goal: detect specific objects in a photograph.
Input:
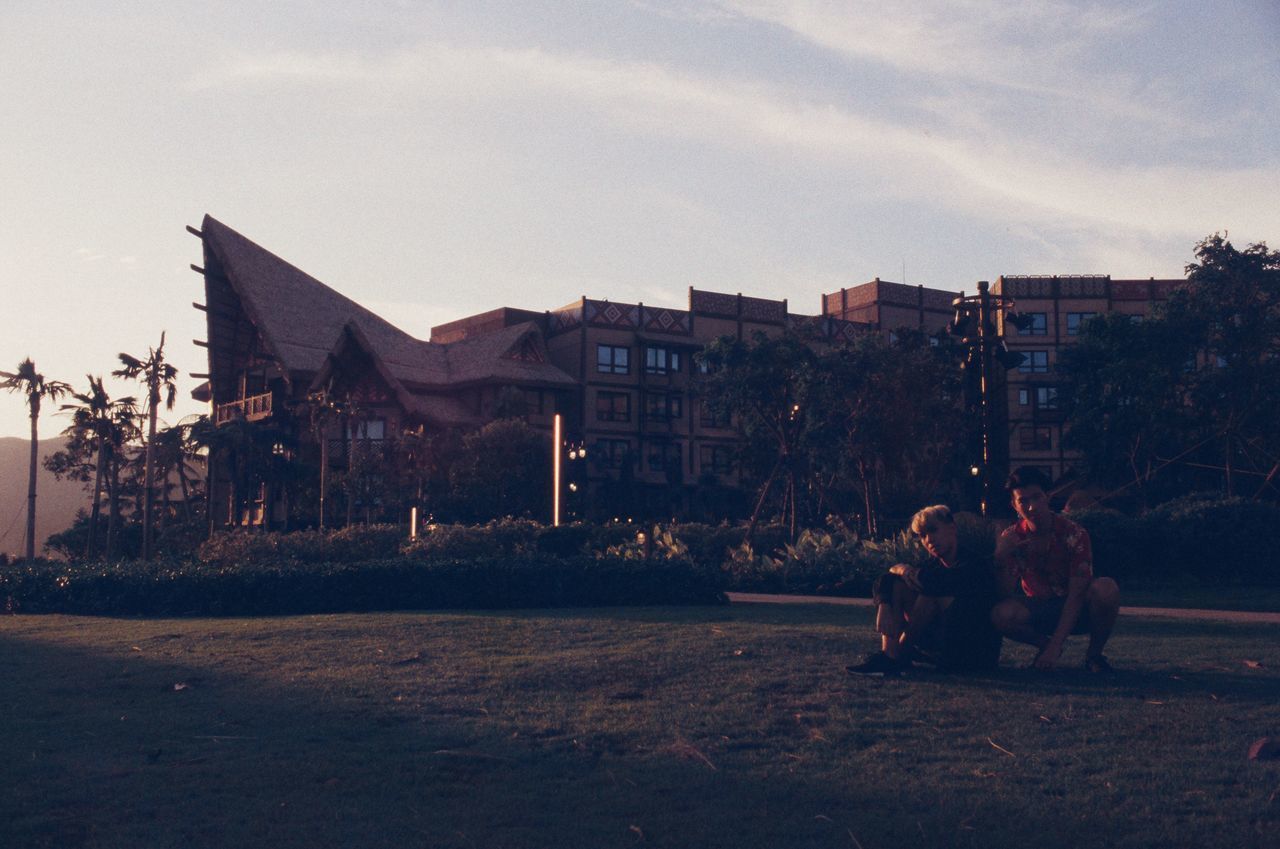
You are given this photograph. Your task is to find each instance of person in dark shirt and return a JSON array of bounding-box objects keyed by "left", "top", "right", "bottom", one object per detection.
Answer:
[{"left": 848, "top": 505, "right": 1001, "bottom": 676}]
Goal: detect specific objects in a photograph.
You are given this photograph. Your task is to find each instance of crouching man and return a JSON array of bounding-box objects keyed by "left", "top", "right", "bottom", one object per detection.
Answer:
[
  {"left": 848, "top": 505, "right": 1001, "bottom": 676},
  {"left": 990, "top": 467, "right": 1120, "bottom": 672}
]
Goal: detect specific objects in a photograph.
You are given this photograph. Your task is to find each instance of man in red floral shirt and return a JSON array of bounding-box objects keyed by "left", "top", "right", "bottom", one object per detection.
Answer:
[{"left": 991, "top": 467, "right": 1120, "bottom": 671}]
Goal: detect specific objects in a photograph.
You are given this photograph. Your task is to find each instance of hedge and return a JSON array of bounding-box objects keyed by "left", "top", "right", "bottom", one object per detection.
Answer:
[{"left": 0, "top": 554, "right": 726, "bottom": 617}]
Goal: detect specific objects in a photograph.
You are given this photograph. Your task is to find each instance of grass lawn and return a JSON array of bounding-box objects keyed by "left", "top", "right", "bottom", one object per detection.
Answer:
[{"left": 2, "top": 605, "right": 1278, "bottom": 849}]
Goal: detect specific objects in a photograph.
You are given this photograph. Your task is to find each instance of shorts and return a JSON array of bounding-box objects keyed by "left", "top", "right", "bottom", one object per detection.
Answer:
[{"left": 1024, "top": 595, "right": 1092, "bottom": 636}]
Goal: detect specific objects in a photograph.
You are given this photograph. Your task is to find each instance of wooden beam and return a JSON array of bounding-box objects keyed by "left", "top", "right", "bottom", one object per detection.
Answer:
[
  {"left": 189, "top": 372, "right": 211, "bottom": 380},
  {"left": 190, "top": 264, "right": 205, "bottom": 274},
  {"left": 193, "top": 339, "right": 209, "bottom": 348},
  {"left": 192, "top": 302, "right": 208, "bottom": 312},
  {"left": 187, "top": 225, "right": 203, "bottom": 237}
]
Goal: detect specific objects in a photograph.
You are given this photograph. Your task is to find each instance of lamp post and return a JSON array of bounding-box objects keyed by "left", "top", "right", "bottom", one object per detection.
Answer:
[
  {"left": 950, "top": 280, "right": 1032, "bottom": 515},
  {"left": 552, "top": 412, "right": 587, "bottom": 526}
]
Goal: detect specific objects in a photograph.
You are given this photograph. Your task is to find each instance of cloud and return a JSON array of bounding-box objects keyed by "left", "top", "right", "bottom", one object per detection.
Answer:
[{"left": 183, "top": 34, "right": 1279, "bottom": 245}]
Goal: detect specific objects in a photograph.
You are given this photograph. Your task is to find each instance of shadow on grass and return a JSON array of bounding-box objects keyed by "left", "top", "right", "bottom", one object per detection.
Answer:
[{"left": 3, "top": 607, "right": 1278, "bottom": 849}]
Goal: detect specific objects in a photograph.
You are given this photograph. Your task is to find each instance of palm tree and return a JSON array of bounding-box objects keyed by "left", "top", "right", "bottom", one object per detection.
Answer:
[
  {"left": 57, "top": 376, "right": 138, "bottom": 558},
  {"left": 114, "top": 333, "right": 180, "bottom": 561},
  {"left": 1, "top": 358, "right": 72, "bottom": 561}
]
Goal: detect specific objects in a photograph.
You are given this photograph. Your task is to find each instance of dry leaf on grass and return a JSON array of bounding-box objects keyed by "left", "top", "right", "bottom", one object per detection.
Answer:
[
  {"left": 670, "top": 740, "right": 717, "bottom": 771},
  {"left": 1248, "top": 737, "right": 1279, "bottom": 761},
  {"left": 1243, "top": 659, "right": 1263, "bottom": 669},
  {"left": 988, "top": 738, "right": 1016, "bottom": 757},
  {"left": 173, "top": 683, "right": 189, "bottom": 691}
]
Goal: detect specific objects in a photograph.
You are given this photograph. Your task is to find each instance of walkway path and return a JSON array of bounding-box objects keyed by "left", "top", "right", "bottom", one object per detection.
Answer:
[{"left": 726, "top": 592, "right": 1280, "bottom": 625}]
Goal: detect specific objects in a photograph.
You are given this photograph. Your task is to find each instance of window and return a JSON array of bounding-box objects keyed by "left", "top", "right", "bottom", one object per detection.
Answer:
[
  {"left": 1017, "top": 313, "right": 1048, "bottom": 336},
  {"left": 645, "top": 346, "right": 681, "bottom": 375},
  {"left": 699, "top": 402, "right": 731, "bottom": 429},
  {"left": 1066, "top": 312, "right": 1097, "bottom": 336},
  {"left": 1035, "top": 387, "right": 1058, "bottom": 409},
  {"left": 1018, "top": 351, "right": 1049, "bottom": 373},
  {"left": 645, "top": 392, "right": 683, "bottom": 421},
  {"left": 597, "top": 344, "right": 630, "bottom": 374},
  {"left": 594, "top": 438, "right": 631, "bottom": 470},
  {"left": 648, "top": 442, "right": 681, "bottom": 473},
  {"left": 700, "top": 444, "right": 735, "bottom": 474},
  {"left": 596, "top": 391, "right": 631, "bottom": 422},
  {"left": 1020, "top": 426, "right": 1052, "bottom": 451},
  {"left": 346, "top": 419, "right": 386, "bottom": 441},
  {"left": 1018, "top": 389, "right": 1029, "bottom": 407}
]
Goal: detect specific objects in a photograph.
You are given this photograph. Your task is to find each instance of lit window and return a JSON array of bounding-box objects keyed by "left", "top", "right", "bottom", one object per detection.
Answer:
[
  {"left": 1066, "top": 312, "right": 1097, "bottom": 336},
  {"left": 1018, "top": 351, "right": 1049, "bottom": 373},
  {"left": 645, "top": 346, "right": 681, "bottom": 375},
  {"left": 597, "top": 344, "right": 630, "bottom": 374},
  {"left": 1018, "top": 313, "right": 1048, "bottom": 336}
]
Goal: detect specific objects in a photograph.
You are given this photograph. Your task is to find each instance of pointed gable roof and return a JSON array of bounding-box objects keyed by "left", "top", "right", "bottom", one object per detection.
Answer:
[
  {"left": 201, "top": 215, "right": 451, "bottom": 385},
  {"left": 198, "top": 216, "right": 575, "bottom": 392}
]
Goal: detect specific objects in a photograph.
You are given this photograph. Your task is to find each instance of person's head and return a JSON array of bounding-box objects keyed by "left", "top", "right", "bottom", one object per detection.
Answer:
[
  {"left": 1006, "top": 466, "right": 1053, "bottom": 531},
  {"left": 910, "top": 504, "right": 958, "bottom": 561}
]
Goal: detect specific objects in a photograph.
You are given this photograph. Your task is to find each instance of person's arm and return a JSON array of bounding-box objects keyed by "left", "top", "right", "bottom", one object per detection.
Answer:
[
  {"left": 888, "top": 562, "right": 923, "bottom": 591},
  {"left": 1034, "top": 528, "right": 1094, "bottom": 669},
  {"left": 993, "top": 532, "right": 1021, "bottom": 598}
]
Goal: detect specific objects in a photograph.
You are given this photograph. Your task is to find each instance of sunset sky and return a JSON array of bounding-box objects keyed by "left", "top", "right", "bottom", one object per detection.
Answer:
[{"left": 2, "top": 0, "right": 1277, "bottom": 439}]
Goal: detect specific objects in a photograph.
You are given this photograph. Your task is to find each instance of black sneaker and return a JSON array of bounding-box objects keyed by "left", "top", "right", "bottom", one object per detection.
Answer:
[
  {"left": 1084, "top": 654, "right": 1114, "bottom": 674},
  {"left": 846, "top": 652, "right": 906, "bottom": 677}
]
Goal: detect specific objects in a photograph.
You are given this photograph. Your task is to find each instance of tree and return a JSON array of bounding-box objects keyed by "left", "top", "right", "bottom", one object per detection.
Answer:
[
  {"left": 1, "top": 358, "right": 71, "bottom": 560},
  {"left": 1057, "top": 314, "right": 1198, "bottom": 507},
  {"left": 114, "top": 333, "right": 180, "bottom": 560},
  {"left": 1170, "top": 235, "right": 1280, "bottom": 496},
  {"left": 696, "top": 331, "right": 819, "bottom": 541},
  {"left": 448, "top": 418, "right": 551, "bottom": 522},
  {"left": 44, "top": 376, "right": 139, "bottom": 557},
  {"left": 809, "top": 330, "right": 965, "bottom": 534},
  {"left": 1059, "top": 235, "right": 1280, "bottom": 502}
]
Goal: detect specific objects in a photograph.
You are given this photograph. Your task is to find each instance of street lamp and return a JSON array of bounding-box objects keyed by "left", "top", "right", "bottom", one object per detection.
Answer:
[{"left": 950, "top": 280, "right": 1031, "bottom": 515}]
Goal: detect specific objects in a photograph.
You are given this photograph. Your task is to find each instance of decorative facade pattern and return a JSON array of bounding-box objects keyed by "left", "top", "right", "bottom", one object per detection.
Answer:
[
  {"left": 689, "top": 289, "right": 738, "bottom": 317},
  {"left": 642, "top": 306, "right": 691, "bottom": 334},
  {"left": 550, "top": 304, "right": 583, "bottom": 333},
  {"left": 739, "top": 294, "right": 787, "bottom": 323},
  {"left": 585, "top": 299, "right": 640, "bottom": 328}
]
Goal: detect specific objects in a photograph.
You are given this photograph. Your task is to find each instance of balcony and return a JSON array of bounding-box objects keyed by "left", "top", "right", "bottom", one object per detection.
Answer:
[{"left": 215, "top": 391, "right": 273, "bottom": 425}]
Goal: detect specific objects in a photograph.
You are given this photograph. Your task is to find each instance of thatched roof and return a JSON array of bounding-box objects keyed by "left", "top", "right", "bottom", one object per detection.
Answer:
[{"left": 198, "top": 216, "right": 575, "bottom": 396}]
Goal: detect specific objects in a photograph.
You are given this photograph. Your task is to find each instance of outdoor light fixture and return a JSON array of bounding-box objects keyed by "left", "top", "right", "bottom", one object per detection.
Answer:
[{"left": 950, "top": 281, "right": 1023, "bottom": 516}]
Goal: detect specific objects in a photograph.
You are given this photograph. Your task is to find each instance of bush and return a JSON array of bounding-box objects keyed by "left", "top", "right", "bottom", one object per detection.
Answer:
[
  {"left": 198, "top": 525, "right": 405, "bottom": 567},
  {"left": 0, "top": 553, "right": 726, "bottom": 616}
]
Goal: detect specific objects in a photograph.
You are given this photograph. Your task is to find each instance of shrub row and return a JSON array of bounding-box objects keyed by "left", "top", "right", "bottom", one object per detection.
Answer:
[
  {"left": 1, "top": 554, "right": 726, "bottom": 617},
  {"left": 1070, "top": 494, "right": 1280, "bottom": 586}
]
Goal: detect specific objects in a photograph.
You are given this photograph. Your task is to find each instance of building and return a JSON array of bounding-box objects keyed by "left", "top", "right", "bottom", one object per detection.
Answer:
[
  {"left": 191, "top": 215, "right": 1185, "bottom": 523},
  {"left": 189, "top": 216, "right": 867, "bottom": 525}
]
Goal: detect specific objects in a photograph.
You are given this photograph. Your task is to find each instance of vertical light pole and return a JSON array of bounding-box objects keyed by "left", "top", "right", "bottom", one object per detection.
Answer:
[
  {"left": 951, "top": 281, "right": 1029, "bottom": 515},
  {"left": 553, "top": 413, "right": 562, "bottom": 526}
]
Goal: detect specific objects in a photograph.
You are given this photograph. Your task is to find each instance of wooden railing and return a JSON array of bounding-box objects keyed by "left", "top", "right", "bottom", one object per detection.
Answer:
[{"left": 215, "top": 391, "right": 273, "bottom": 425}]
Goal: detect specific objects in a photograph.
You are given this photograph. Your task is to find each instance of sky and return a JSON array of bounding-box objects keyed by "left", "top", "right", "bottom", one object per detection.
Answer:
[{"left": 2, "top": 0, "right": 1278, "bottom": 440}]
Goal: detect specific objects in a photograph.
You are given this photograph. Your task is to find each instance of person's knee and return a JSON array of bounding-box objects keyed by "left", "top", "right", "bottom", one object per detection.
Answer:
[
  {"left": 990, "top": 599, "right": 1027, "bottom": 632},
  {"left": 1089, "top": 577, "right": 1120, "bottom": 609}
]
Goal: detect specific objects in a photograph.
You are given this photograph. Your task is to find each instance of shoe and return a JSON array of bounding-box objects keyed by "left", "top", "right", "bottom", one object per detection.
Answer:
[
  {"left": 846, "top": 652, "right": 906, "bottom": 677},
  {"left": 1084, "top": 654, "right": 1114, "bottom": 674}
]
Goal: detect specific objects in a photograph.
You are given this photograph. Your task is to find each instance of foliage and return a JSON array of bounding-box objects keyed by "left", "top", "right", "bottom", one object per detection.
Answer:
[
  {"left": 0, "top": 553, "right": 725, "bottom": 616},
  {"left": 198, "top": 524, "right": 406, "bottom": 567},
  {"left": 1, "top": 357, "right": 73, "bottom": 560},
  {"left": 1060, "top": 234, "right": 1280, "bottom": 501},
  {"left": 696, "top": 329, "right": 964, "bottom": 541},
  {"left": 447, "top": 418, "right": 552, "bottom": 522}
]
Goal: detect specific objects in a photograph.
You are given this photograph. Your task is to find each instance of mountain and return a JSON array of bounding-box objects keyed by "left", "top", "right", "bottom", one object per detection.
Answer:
[{"left": 0, "top": 436, "right": 92, "bottom": 559}]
